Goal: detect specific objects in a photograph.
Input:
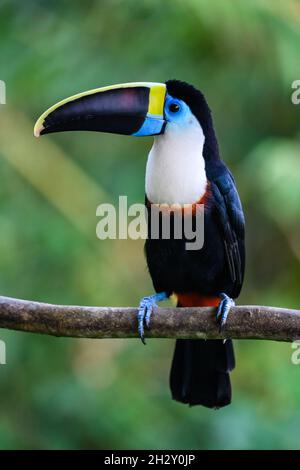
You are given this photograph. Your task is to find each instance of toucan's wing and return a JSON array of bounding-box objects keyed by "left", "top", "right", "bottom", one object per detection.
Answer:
[{"left": 211, "top": 170, "right": 245, "bottom": 298}]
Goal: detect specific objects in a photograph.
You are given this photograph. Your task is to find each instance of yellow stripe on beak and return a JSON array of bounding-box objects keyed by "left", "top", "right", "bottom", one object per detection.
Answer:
[{"left": 148, "top": 84, "right": 166, "bottom": 116}]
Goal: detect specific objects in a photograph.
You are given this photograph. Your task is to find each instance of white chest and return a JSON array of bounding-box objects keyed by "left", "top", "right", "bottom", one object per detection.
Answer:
[{"left": 145, "top": 126, "right": 207, "bottom": 205}]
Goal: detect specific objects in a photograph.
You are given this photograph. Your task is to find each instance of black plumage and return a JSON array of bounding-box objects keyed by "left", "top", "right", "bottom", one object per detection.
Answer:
[{"left": 145, "top": 80, "right": 245, "bottom": 408}]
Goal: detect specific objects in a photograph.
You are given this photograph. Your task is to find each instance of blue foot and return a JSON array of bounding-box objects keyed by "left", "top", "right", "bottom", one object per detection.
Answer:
[
  {"left": 138, "top": 292, "right": 168, "bottom": 344},
  {"left": 216, "top": 293, "right": 235, "bottom": 330}
]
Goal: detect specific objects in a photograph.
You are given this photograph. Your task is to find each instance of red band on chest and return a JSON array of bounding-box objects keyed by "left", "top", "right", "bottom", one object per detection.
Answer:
[{"left": 146, "top": 182, "right": 211, "bottom": 215}]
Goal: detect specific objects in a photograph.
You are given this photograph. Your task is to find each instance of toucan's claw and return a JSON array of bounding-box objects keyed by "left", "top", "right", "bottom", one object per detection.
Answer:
[
  {"left": 137, "top": 302, "right": 147, "bottom": 344},
  {"left": 137, "top": 292, "right": 168, "bottom": 344},
  {"left": 216, "top": 293, "right": 235, "bottom": 331},
  {"left": 145, "top": 306, "right": 152, "bottom": 328}
]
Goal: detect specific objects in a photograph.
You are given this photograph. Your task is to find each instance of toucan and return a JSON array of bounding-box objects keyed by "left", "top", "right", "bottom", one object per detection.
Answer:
[{"left": 34, "top": 80, "right": 245, "bottom": 408}]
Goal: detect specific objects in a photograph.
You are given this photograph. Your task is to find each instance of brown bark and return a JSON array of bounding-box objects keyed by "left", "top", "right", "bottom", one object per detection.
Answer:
[{"left": 0, "top": 296, "right": 299, "bottom": 342}]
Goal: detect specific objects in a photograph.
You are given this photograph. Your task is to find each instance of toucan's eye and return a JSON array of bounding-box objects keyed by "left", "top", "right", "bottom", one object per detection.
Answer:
[{"left": 168, "top": 102, "right": 180, "bottom": 113}]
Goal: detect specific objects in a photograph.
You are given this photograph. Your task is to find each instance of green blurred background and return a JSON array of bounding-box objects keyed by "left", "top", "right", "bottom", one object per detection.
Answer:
[{"left": 0, "top": 0, "right": 300, "bottom": 450}]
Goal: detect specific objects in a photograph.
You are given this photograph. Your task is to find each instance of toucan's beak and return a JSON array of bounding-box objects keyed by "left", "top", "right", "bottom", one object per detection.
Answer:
[{"left": 34, "top": 82, "right": 166, "bottom": 138}]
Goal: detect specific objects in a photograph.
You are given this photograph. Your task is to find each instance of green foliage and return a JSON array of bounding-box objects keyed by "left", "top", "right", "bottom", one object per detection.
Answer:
[{"left": 0, "top": 0, "right": 300, "bottom": 449}]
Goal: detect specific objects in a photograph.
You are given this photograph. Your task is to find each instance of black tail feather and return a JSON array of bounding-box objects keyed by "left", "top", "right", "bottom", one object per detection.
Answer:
[{"left": 170, "top": 339, "right": 235, "bottom": 408}]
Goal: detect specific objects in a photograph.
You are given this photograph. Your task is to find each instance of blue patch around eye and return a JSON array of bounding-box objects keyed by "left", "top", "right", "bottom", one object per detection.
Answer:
[
  {"left": 164, "top": 95, "right": 193, "bottom": 129},
  {"left": 164, "top": 94, "right": 189, "bottom": 121}
]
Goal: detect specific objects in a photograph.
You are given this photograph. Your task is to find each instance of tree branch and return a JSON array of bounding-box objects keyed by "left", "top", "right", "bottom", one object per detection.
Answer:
[{"left": 0, "top": 296, "right": 299, "bottom": 342}]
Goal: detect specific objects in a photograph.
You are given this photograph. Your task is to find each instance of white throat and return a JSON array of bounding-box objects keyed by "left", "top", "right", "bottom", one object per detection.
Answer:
[{"left": 145, "top": 122, "right": 207, "bottom": 205}]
